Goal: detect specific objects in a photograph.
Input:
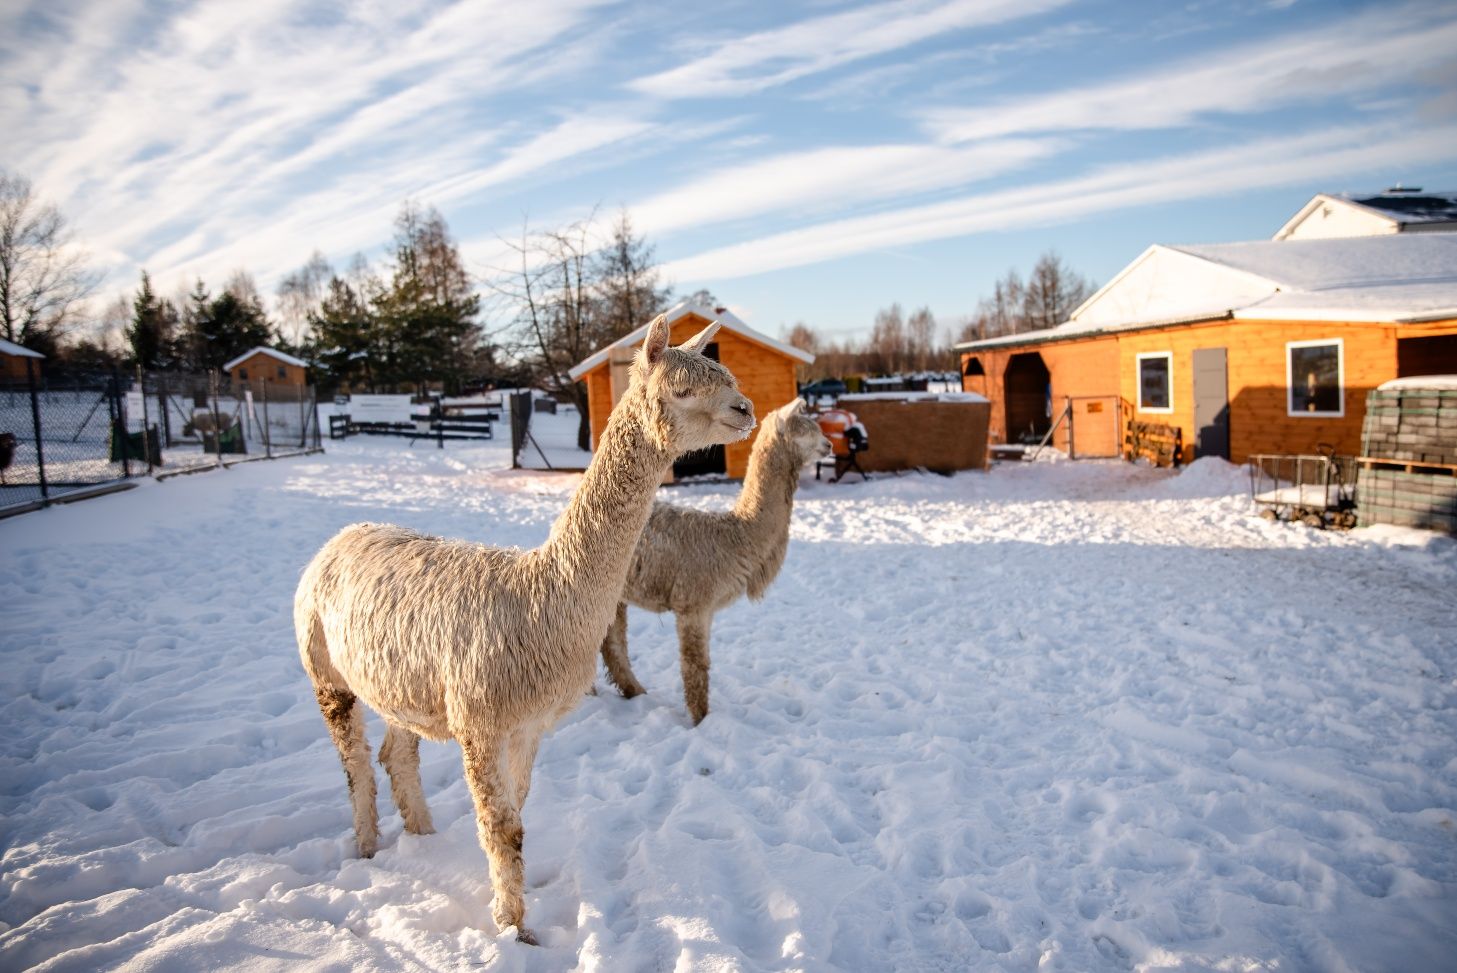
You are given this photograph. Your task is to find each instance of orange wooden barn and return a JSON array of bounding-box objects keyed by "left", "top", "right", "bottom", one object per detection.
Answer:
[
  {"left": 569, "top": 302, "right": 815, "bottom": 479},
  {"left": 957, "top": 233, "right": 1457, "bottom": 465}
]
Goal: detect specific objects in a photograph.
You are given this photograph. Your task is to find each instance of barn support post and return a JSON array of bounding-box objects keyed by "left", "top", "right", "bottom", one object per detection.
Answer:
[
  {"left": 27, "top": 358, "right": 48, "bottom": 502},
  {"left": 113, "top": 370, "right": 131, "bottom": 478},
  {"left": 1066, "top": 396, "right": 1075, "bottom": 460}
]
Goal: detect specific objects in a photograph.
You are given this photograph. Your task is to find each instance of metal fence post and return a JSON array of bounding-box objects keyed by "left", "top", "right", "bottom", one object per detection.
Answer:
[
  {"left": 261, "top": 379, "right": 273, "bottom": 458},
  {"left": 114, "top": 371, "right": 131, "bottom": 478},
  {"left": 27, "top": 358, "right": 48, "bottom": 502},
  {"left": 137, "top": 365, "right": 154, "bottom": 474},
  {"left": 210, "top": 369, "right": 224, "bottom": 465}
]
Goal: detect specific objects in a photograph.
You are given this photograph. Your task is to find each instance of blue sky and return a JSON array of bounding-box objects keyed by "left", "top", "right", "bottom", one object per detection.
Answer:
[{"left": 5, "top": 0, "right": 1456, "bottom": 344}]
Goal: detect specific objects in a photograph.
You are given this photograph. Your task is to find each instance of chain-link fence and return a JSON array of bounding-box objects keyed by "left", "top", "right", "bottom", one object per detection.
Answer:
[{"left": 1, "top": 367, "right": 322, "bottom": 516}]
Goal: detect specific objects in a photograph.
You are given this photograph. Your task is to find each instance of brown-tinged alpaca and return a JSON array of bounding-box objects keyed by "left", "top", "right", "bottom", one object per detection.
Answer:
[
  {"left": 294, "top": 316, "right": 753, "bottom": 944},
  {"left": 600, "top": 398, "right": 831, "bottom": 724}
]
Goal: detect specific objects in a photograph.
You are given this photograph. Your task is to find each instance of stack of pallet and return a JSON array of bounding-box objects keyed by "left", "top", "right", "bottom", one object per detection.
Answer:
[{"left": 1357, "top": 380, "right": 1457, "bottom": 534}]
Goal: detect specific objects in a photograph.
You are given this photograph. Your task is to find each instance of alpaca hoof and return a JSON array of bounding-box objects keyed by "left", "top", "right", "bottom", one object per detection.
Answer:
[
  {"left": 358, "top": 840, "right": 378, "bottom": 859},
  {"left": 619, "top": 683, "right": 645, "bottom": 699},
  {"left": 515, "top": 926, "right": 540, "bottom": 946}
]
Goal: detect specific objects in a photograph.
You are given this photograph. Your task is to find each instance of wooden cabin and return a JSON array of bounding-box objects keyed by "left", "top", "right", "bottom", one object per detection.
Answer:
[
  {"left": 957, "top": 234, "right": 1457, "bottom": 464},
  {"left": 0, "top": 338, "right": 45, "bottom": 385},
  {"left": 569, "top": 302, "right": 815, "bottom": 479},
  {"left": 224, "top": 347, "right": 309, "bottom": 388}
]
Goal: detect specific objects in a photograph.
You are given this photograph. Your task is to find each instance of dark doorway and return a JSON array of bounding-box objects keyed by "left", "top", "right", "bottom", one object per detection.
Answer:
[
  {"left": 1398, "top": 334, "right": 1457, "bottom": 377},
  {"left": 673, "top": 342, "right": 728, "bottom": 478},
  {"left": 1004, "top": 352, "right": 1052, "bottom": 444},
  {"left": 1192, "top": 347, "right": 1230, "bottom": 460}
]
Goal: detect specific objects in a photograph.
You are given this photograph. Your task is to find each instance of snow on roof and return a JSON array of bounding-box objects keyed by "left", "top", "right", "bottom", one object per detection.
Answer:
[
  {"left": 956, "top": 234, "right": 1457, "bottom": 351},
  {"left": 567, "top": 301, "right": 815, "bottom": 380},
  {"left": 839, "top": 391, "right": 989, "bottom": 403},
  {"left": 222, "top": 346, "right": 308, "bottom": 371},
  {"left": 1377, "top": 374, "right": 1457, "bottom": 392},
  {"left": 1339, "top": 189, "right": 1457, "bottom": 225},
  {"left": 0, "top": 338, "right": 46, "bottom": 359}
]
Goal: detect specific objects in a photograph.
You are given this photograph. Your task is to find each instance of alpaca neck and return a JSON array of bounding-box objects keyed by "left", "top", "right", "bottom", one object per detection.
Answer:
[
  {"left": 544, "top": 392, "right": 672, "bottom": 588},
  {"left": 733, "top": 436, "right": 801, "bottom": 540}
]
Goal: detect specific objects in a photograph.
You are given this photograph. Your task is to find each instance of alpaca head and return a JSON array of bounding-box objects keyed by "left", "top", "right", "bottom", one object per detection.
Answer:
[
  {"left": 764, "top": 398, "right": 832, "bottom": 466},
  {"left": 632, "top": 314, "right": 755, "bottom": 454}
]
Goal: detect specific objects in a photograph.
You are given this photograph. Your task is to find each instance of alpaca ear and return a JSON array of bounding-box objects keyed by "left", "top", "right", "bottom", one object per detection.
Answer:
[
  {"left": 678, "top": 322, "right": 720, "bottom": 356},
  {"left": 787, "top": 398, "right": 808, "bottom": 415},
  {"left": 640, "top": 314, "right": 671, "bottom": 367}
]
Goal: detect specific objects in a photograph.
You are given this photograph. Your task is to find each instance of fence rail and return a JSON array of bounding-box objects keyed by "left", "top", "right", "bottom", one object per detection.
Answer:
[{"left": 1, "top": 366, "right": 322, "bottom": 516}]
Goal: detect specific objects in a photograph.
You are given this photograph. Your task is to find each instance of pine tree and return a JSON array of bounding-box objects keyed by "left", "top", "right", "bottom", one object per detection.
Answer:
[
  {"left": 376, "top": 202, "right": 481, "bottom": 393},
  {"left": 127, "top": 271, "right": 167, "bottom": 370}
]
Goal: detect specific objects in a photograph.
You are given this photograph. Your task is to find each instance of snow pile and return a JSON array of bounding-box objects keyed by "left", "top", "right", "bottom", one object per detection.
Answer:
[
  {"left": 2, "top": 438, "right": 1455, "bottom": 971},
  {"left": 1143, "top": 456, "right": 1250, "bottom": 500}
]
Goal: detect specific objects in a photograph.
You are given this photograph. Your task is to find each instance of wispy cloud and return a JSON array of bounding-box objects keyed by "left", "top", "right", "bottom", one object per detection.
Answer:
[
  {"left": 1, "top": 0, "right": 624, "bottom": 291},
  {"left": 631, "top": 138, "right": 1065, "bottom": 238},
  {"left": 923, "top": 4, "right": 1457, "bottom": 142},
  {"left": 659, "top": 124, "right": 1457, "bottom": 282},
  {"left": 628, "top": 0, "right": 1072, "bottom": 99}
]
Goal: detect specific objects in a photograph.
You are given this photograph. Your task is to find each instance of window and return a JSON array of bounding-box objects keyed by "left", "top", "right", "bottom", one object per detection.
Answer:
[
  {"left": 963, "top": 357, "right": 985, "bottom": 376},
  {"left": 1287, "top": 339, "right": 1343, "bottom": 417},
  {"left": 277, "top": 365, "right": 287, "bottom": 380},
  {"left": 239, "top": 367, "right": 248, "bottom": 380},
  {"left": 1137, "top": 352, "right": 1172, "bottom": 413}
]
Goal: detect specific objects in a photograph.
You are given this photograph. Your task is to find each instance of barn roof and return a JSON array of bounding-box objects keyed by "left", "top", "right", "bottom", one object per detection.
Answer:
[
  {"left": 222, "top": 346, "right": 309, "bottom": 371},
  {"left": 0, "top": 338, "right": 46, "bottom": 359},
  {"left": 568, "top": 301, "right": 814, "bottom": 380},
  {"left": 957, "top": 234, "right": 1457, "bottom": 351}
]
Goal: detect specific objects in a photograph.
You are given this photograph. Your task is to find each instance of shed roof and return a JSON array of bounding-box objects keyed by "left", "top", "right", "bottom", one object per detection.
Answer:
[
  {"left": 0, "top": 338, "right": 46, "bottom": 359},
  {"left": 957, "top": 234, "right": 1457, "bottom": 351},
  {"left": 568, "top": 301, "right": 814, "bottom": 381},
  {"left": 223, "top": 346, "right": 309, "bottom": 371},
  {"left": 1275, "top": 189, "right": 1457, "bottom": 239}
]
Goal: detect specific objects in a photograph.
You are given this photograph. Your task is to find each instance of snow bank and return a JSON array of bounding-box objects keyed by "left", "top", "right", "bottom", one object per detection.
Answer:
[{"left": 2, "top": 439, "right": 1455, "bottom": 971}]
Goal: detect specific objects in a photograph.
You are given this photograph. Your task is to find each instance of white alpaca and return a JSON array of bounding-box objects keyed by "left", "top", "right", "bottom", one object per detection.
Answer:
[
  {"left": 601, "top": 399, "right": 830, "bottom": 723},
  {"left": 294, "top": 316, "right": 753, "bottom": 944}
]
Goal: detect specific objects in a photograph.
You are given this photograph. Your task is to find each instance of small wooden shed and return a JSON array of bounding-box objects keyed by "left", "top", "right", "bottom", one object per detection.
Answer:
[
  {"left": 569, "top": 302, "right": 815, "bottom": 480},
  {"left": 224, "top": 347, "right": 309, "bottom": 388},
  {"left": 0, "top": 338, "right": 45, "bottom": 385}
]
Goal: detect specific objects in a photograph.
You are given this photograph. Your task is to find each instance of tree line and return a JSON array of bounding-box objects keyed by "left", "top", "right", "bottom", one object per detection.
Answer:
[{"left": 4, "top": 167, "right": 1093, "bottom": 408}]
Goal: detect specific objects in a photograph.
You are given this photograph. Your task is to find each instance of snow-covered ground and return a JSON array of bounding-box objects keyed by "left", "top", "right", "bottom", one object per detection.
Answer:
[{"left": 2, "top": 437, "right": 1455, "bottom": 972}]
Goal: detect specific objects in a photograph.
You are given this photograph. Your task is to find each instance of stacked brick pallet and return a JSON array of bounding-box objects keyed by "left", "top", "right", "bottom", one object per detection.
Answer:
[{"left": 1357, "top": 383, "right": 1457, "bottom": 534}]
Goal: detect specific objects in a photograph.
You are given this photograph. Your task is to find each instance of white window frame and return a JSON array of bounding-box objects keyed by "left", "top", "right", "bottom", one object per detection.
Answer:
[
  {"left": 1136, "top": 351, "right": 1174, "bottom": 414},
  {"left": 1285, "top": 338, "right": 1344, "bottom": 418}
]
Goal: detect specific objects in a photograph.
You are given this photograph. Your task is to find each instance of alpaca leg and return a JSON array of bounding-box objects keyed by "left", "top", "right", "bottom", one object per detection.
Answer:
[
  {"left": 677, "top": 613, "right": 712, "bottom": 725},
  {"left": 314, "top": 686, "right": 379, "bottom": 857},
  {"left": 507, "top": 728, "right": 543, "bottom": 812},
  {"left": 379, "top": 724, "right": 434, "bottom": 835},
  {"left": 460, "top": 732, "right": 536, "bottom": 944},
  {"left": 600, "top": 602, "right": 646, "bottom": 698}
]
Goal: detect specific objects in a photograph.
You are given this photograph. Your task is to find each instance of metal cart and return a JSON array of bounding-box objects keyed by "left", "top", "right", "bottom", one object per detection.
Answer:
[{"left": 1247, "top": 447, "right": 1358, "bottom": 529}]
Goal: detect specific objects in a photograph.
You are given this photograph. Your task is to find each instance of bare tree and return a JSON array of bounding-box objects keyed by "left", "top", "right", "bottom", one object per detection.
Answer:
[
  {"left": 867, "top": 303, "right": 906, "bottom": 374},
  {"left": 0, "top": 171, "right": 98, "bottom": 353},
  {"left": 277, "top": 250, "right": 332, "bottom": 348},
  {"left": 783, "top": 321, "right": 820, "bottom": 382},
  {"left": 906, "top": 306, "right": 937, "bottom": 372},
  {"left": 489, "top": 220, "right": 602, "bottom": 448},
  {"left": 1023, "top": 251, "right": 1094, "bottom": 332}
]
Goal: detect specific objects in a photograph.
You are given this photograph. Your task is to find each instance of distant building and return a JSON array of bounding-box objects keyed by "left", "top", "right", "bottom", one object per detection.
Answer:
[
  {"left": 570, "top": 301, "right": 814, "bottom": 480},
  {"left": 224, "top": 347, "right": 309, "bottom": 388},
  {"left": 1275, "top": 187, "right": 1457, "bottom": 240},
  {"left": 957, "top": 233, "right": 1457, "bottom": 464},
  {"left": 0, "top": 338, "right": 45, "bottom": 384}
]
